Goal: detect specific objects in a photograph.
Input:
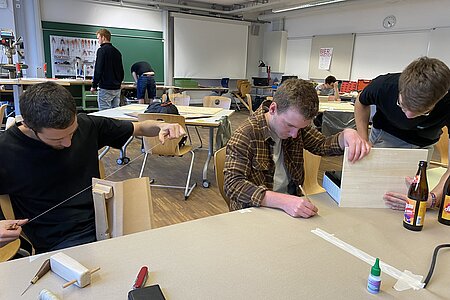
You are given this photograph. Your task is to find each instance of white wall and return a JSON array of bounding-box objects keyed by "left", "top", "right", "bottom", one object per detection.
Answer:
[
  {"left": 283, "top": 0, "right": 450, "bottom": 80},
  {"left": 40, "top": 0, "right": 162, "bottom": 31}
]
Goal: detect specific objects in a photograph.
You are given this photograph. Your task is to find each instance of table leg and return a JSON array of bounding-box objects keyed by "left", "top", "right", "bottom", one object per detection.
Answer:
[
  {"left": 13, "top": 85, "right": 22, "bottom": 115},
  {"left": 202, "top": 127, "right": 214, "bottom": 188}
]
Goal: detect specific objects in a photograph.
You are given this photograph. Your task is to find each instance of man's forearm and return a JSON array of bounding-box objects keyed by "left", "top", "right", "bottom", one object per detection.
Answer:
[
  {"left": 354, "top": 96, "right": 371, "bottom": 141},
  {"left": 132, "top": 120, "right": 161, "bottom": 137},
  {"left": 261, "top": 190, "right": 287, "bottom": 210}
]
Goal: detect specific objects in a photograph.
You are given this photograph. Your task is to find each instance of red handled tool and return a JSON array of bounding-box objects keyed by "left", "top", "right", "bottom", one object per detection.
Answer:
[{"left": 133, "top": 266, "right": 148, "bottom": 289}]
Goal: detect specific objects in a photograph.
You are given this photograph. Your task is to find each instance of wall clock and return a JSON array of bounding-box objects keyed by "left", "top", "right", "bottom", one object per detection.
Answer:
[{"left": 383, "top": 15, "right": 397, "bottom": 29}]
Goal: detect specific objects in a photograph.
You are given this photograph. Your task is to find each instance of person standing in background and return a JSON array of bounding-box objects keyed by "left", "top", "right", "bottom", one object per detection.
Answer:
[
  {"left": 131, "top": 61, "right": 156, "bottom": 104},
  {"left": 91, "top": 29, "right": 124, "bottom": 110},
  {"left": 316, "top": 75, "right": 340, "bottom": 101}
]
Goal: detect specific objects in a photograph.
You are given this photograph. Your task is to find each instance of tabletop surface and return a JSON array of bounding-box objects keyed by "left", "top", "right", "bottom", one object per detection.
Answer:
[
  {"left": 90, "top": 104, "right": 234, "bottom": 127},
  {"left": 0, "top": 192, "right": 448, "bottom": 299}
]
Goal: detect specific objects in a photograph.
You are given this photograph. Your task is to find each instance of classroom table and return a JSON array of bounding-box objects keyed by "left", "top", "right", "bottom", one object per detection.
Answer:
[
  {"left": 319, "top": 100, "right": 354, "bottom": 112},
  {"left": 0, "top": 192, "right": 448, "bottom": 299},
  {"left": 90, "top": 104, "right": 234, "bottom": 187},
  {"left": 0, "top": 78, "right": 71, "bottom": 114}
]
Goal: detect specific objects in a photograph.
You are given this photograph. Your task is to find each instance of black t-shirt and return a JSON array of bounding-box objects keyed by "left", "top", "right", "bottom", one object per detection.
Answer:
[
  {"left": 130, "top": 61, "right": 154, "bottom": 76},
  {"left": 359, "top": 73, "right": 450, "bottom": 147},
  {"left": 0, "top": 114, "right": 134, "bottom": 253}
]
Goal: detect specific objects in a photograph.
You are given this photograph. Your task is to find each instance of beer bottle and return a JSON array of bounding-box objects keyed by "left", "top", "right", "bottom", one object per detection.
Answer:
[
  {"left": 438, "top": 175, "right": 450, "bottom": 226},
  {"left": 403, "top": 161, "right": 428, "bottom": 231}
]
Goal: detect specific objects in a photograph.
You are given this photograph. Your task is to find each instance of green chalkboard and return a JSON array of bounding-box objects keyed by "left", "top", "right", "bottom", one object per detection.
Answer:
[{"left": 42, "top": 21, "right": 164, "bottom": 83}]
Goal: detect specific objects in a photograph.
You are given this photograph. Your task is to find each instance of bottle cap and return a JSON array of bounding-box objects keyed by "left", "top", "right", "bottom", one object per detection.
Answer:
[{"left": 371, "top": 258, "right": 381, "bottom": 276}]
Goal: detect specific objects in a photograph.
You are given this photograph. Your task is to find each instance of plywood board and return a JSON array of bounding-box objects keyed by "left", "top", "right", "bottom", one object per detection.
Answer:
[{"left": 339, "top": 148, "right": 428, "bottom": 208}]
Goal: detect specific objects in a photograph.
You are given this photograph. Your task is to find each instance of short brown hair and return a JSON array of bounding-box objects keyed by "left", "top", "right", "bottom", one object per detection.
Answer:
[
  {"left": 273, "top": 79, "right": 319, "bottom": 119},
  {"left": 96, "top": 28, "right": 111, "bottom": 41},
  {"left": 399, "top": 57, "right": 450, "bottom": 112}
]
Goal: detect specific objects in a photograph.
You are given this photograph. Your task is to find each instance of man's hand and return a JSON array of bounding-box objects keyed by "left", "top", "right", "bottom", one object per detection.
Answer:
[
  {"left": 339, "top": 128, "right": 371, "bottom": 162},
  {"left": 90, "top": 87, "right": 97, "bottom": 94},
  {"left": 282, "top": 194, "right": 318, "bottom": 218},
  {"left": 0, "top": 219, "right": 28, "bottom": 247},
  {"left": 383, "top": 191, "right": 408, "bottom": 210},
  {"left": 384, "top": 176, "right": 433, "bottom": 210},
  {"left": 157, "top": 123, "right": 186, "bottom": 144}
]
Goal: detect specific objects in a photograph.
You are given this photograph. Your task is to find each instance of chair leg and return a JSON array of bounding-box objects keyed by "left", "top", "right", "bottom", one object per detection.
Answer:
[
  {"left": 139, "top": 152, "right": 149, "bottom": 178},
  {"left": 184, "top": 150, "right": 196, "bottom": 200},
  {"left": 185, "top": 126, "right": 193, "bottom": 145}
]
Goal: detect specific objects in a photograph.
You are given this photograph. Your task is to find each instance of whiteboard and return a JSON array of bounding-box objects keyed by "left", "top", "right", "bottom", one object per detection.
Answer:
[
  {"left": 173, "top": 14, "right": 249, "bottom": 79},
  {"left": 428, "top": 27, "right": 450, "bottom": 67},
  {"left": 285, "top": 38, "right": 312, "bottom": 79},
  {"left": 309, "top": 34, "right": 355, "bottom": 80},
  {"left": 350, "top": 31, "right": 429, "bottom": 80}
]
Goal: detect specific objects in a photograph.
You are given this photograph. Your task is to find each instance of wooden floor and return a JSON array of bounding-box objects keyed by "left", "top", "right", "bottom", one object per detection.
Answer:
[{"left": 101, "top": 107, "right": 344, "bottom": 228}]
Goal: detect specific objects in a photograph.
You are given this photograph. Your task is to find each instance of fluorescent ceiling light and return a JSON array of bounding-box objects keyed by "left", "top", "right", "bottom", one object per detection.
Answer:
[{"left": 272, "top": 0, "right": 347, "bottom": 13}]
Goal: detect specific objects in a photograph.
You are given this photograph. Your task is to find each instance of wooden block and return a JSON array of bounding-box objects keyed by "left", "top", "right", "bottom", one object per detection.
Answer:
[{"left": 339, "top": 148, "right": 428, "bottom": 208}]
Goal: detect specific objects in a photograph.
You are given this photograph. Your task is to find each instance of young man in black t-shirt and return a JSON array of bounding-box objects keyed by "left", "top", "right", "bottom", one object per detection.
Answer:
[
  {"left": 354, "top": 56, "right": 450, "bottom": 211},
  {"left": 0, "top": 82, "right": 185, "bottom": 253}
]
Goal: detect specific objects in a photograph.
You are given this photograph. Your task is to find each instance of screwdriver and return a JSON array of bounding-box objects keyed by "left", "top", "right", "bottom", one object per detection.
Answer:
[{"left": 21, "top": 258, "right": 51, "bottom": 296}]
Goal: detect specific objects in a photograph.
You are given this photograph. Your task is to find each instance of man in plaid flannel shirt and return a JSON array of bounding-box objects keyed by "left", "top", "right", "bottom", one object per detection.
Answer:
[{"left": 224, "top": 79, "right": 370, "bottom": 218}]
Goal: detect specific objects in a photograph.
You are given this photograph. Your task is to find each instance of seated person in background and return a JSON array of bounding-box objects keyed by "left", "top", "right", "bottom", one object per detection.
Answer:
[
  {"left": 0, "top": 82, "right": 185, "bottom": 253},
  {"left": 354, "top": 56, "right": 450, "bottom": 210},
  {"left": 316, "top": 75, "right": 340, "bottom": 101},
  {"left": 224, "top": 79, "right": 370, "bottom": 218},
  {"left": 131, "top": 61, "right": 156, "bottom": 104}
]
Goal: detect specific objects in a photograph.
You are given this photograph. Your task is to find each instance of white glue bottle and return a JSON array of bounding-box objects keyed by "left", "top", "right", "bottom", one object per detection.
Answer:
[{"left": 367, "top": 258, "right": 381, "bottom": 294}]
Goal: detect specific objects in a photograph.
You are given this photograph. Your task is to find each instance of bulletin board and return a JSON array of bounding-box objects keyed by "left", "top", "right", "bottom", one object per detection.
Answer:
[
  {"left": 308, "top": 33, "right": 355, "bottom": 80},
  {"left": 42, "top": 21, "right": 164, "bottom": 83}
]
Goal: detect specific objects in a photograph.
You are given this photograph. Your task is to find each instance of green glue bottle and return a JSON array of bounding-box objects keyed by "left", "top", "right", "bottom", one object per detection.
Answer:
[{"left": 367, "top": 258, "right": 381, "bottom": 294}]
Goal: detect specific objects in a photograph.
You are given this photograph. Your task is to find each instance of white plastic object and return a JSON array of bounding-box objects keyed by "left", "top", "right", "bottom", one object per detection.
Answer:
[{"left": 50, "top": 252, "right": 90, "bottom": 287}]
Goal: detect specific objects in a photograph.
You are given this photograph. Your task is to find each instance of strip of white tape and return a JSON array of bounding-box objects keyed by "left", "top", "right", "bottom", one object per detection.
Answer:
[{"left": 311, "top": 228, "right": 424, "bottom": 291}]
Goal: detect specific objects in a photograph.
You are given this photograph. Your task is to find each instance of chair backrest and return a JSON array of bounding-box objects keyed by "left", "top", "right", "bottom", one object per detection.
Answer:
[
  {"left": 0, "top": 194, "right": 29, "bottom": 260},
  {"left": 203, "top": 96, "right": 231, "bottom": 109},
  {"left": 303, "top": 149, "right": 325, "bottom": 195},
  {"left": 5, "top": 117, "right": 15, "bottom": 130},
  {"left": 237, "top": 80, "right": 251, "bottom": 96},
  {"left": 137, "top": 113, "right": 187, "bottom": 156},
  {"left": 92, "top": 177, "right": 153, "bottom": 241},
  {"left": 0, "top": 104, "right": 7, "bottom": 129},
  {"left": 214, "top": 147, "right": 229, "bottom": 209},
  {"left": 172, "top": 95, "right": 191, "bottom": 106}
]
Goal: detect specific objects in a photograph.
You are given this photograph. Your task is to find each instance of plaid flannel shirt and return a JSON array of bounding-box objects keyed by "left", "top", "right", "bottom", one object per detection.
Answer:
[{"left": 224, "top": 101, "right": 343, "bottom": 211}]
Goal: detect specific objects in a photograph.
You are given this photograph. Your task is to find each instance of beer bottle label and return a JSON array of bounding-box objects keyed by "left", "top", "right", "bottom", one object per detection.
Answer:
[
  {"left": 404, "top": 199, "right": 427, "bottom": 226},
  {"left": 441, "top": 195, "right": 450, "bottom": 221}
]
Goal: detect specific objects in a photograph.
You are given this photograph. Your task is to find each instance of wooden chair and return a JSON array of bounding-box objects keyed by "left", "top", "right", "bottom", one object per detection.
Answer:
[
  {"left": 214, "top": 147, "right": 230, "bottom": 209},
  {"left": 303, "top": 149, "right": 325, "bottom": 195},
  {"left": 137, "top": 113, "right": 197, "bottom": 200},
  {"left": 92, "top": 177, "right": 153, "bottom": 241},
  {"left": 203, "top": 95, "right": 231, "bottom": 109},
  {"left": 172, "top": 95, "right": 191, "bottom": 106},
  {"left": 0, "top": 195, "right": 21, "bottom": 262},
  {"left": 431, "top": 126, "right": 448, "bottom": 167},
  {"left": 231, "top": 80, "right": 252, "bottom": 113},
  {"left": 0, "top": 103, "right": 7, "bottom": 131}
]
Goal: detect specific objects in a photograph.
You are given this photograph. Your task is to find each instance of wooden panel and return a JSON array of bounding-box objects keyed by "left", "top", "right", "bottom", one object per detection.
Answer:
[{"left": 340, "top": 148, "right": 428, "bottom": 208}]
